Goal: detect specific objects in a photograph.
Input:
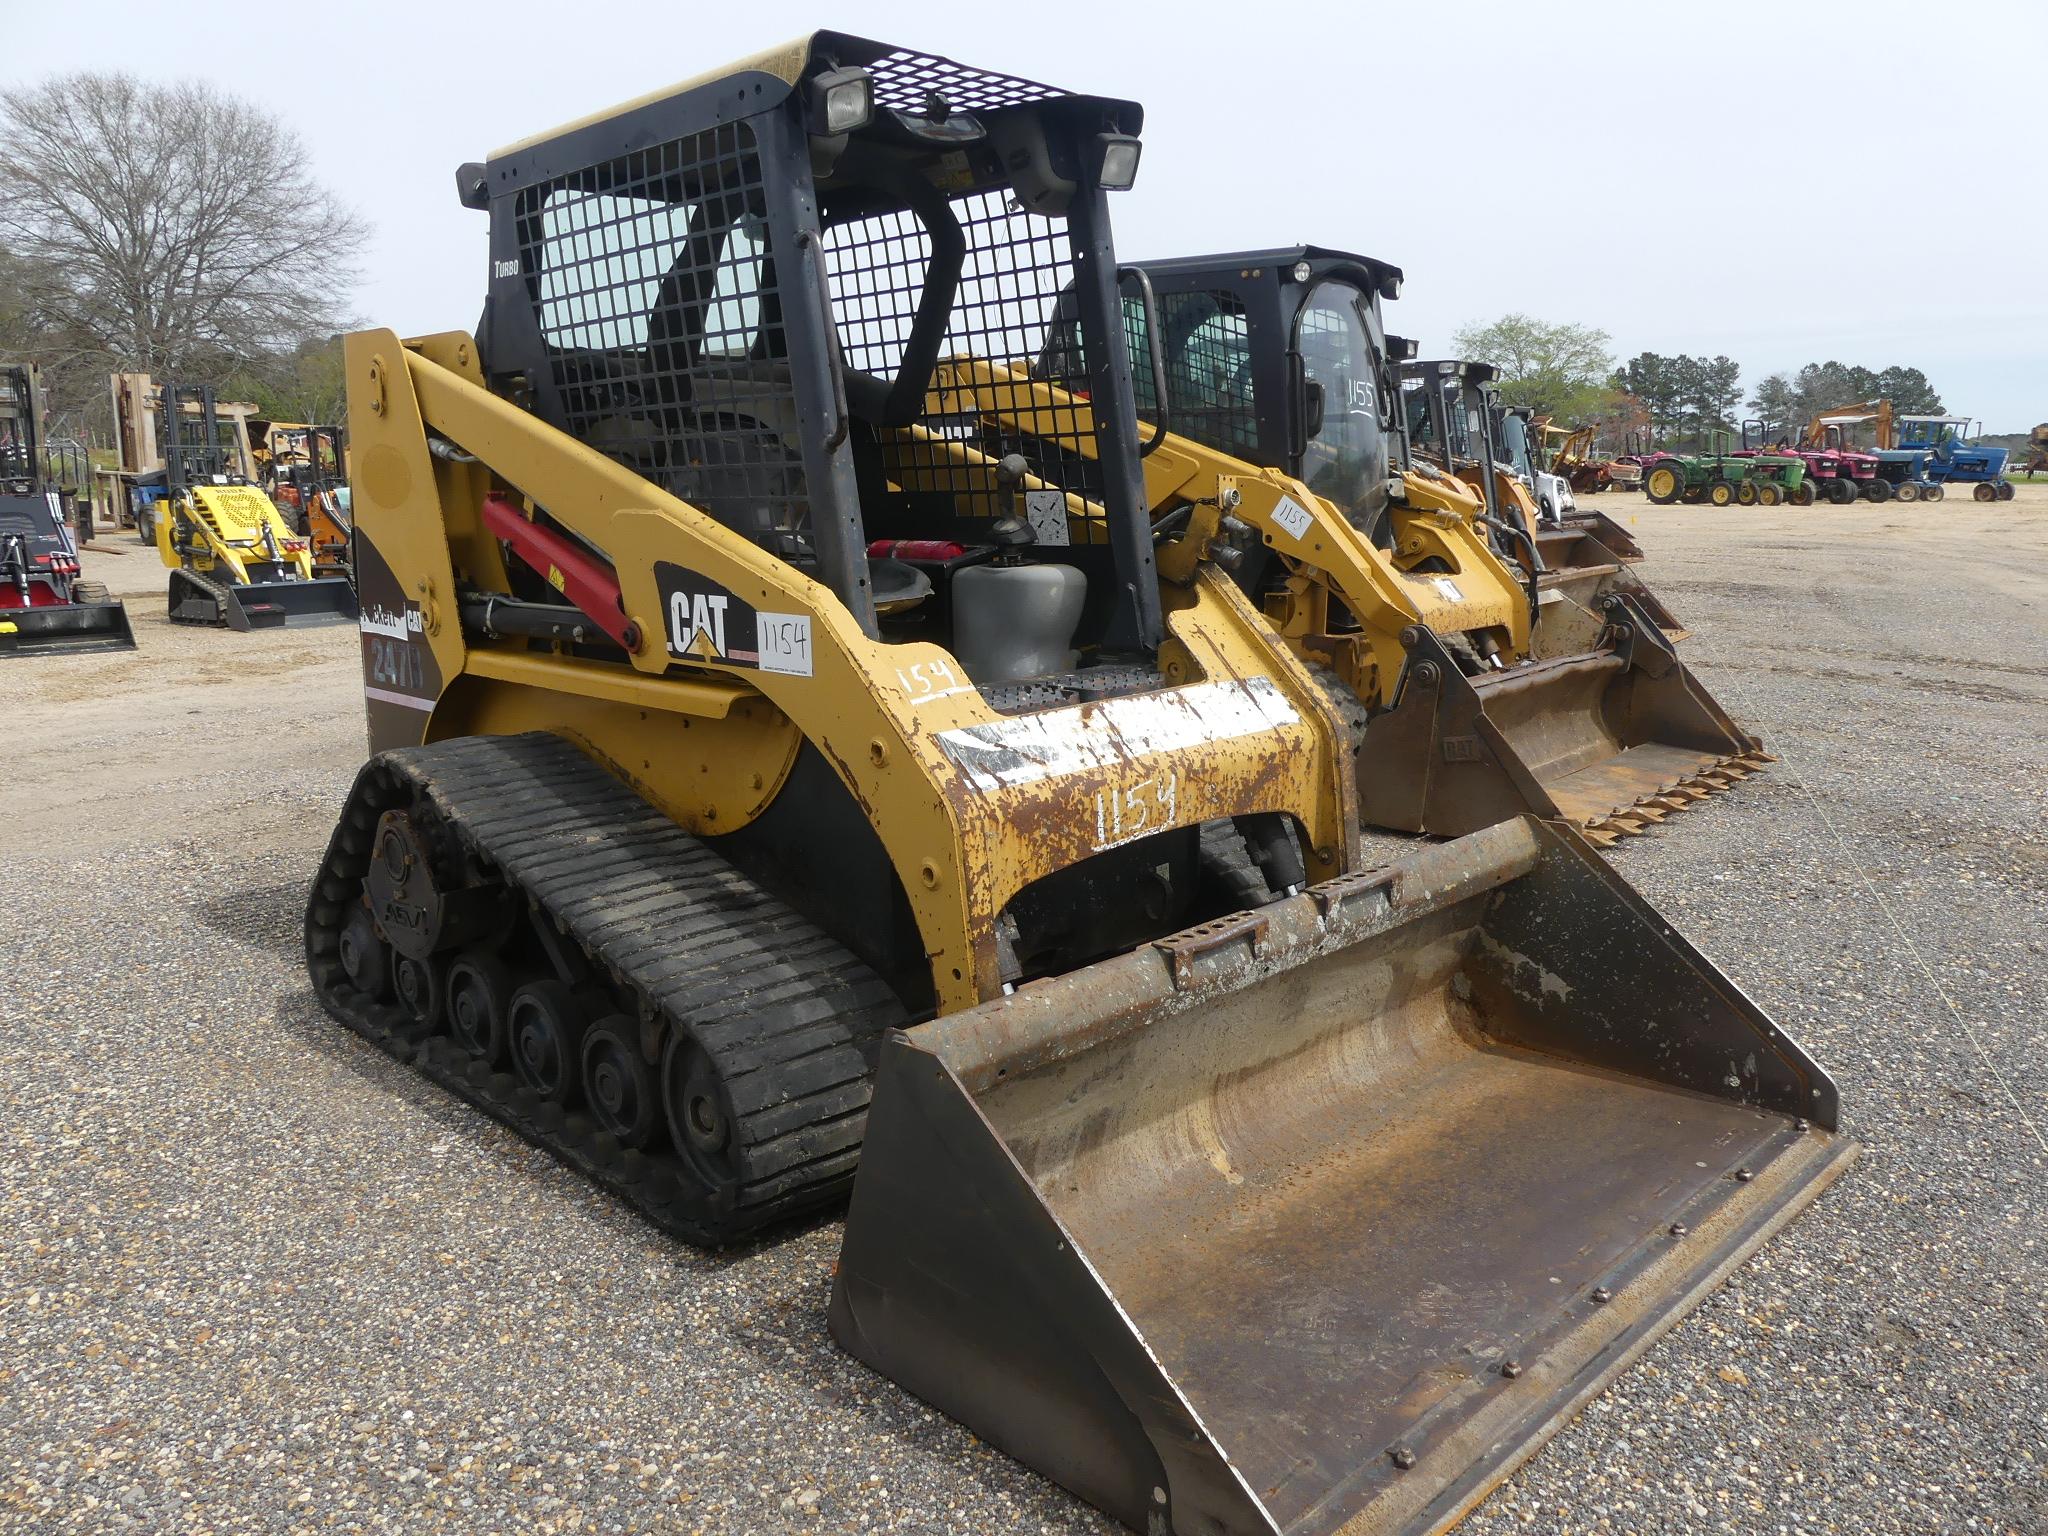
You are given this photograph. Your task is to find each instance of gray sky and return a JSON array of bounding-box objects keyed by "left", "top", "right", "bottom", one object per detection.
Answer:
[{"left": 8, "top": 0, "right": 2044, "bottom": 429}]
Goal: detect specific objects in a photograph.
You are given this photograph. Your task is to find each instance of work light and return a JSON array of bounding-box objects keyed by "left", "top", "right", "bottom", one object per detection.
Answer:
[
  {"left": 1094, "top": 133, "right": 1142, "bottom": 191},
  {"left": 810, "top": 67, "right": 874, "bottom": 135}
]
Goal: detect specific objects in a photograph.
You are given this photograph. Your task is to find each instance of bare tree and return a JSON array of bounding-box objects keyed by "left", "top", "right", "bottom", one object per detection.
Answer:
[{"left": 0, "top": 73, "right": 364, "bottom": 396}]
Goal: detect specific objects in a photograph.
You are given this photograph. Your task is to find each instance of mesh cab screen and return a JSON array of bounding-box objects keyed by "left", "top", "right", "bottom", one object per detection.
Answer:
[
  {"left": 824, "top": 189, "right": 1106, "bottom": 521},
  {"left": 1123, "top": 289, "right": 1257, "bottom": 457},
  {"left": 509, "top": 53, "right": 1118, "bottom": 560},
  {"left": 516, "top": 121, "right": 815, "bottom": 562},
  {"left": 862, "top": 48, "right": 1066, "bottom": 116}
]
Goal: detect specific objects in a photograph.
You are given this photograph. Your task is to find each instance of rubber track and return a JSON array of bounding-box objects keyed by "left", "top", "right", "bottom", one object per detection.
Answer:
[
  {"left": 304, "top": 732, "right": 909, "bottom": 1247},
  {"left": 168, "top": 565, "right": 231, "bottom": 626},
  {"left": 1196, "top": 821, "right": 1276, "bottom": 913}
]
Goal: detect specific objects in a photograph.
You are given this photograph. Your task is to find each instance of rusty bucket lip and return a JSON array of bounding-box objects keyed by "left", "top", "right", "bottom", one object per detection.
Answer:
[
  {"left": 1346, "top": 1128, "right": 1859, "bottom": 1536},
  {"left": 904, "top": 815, "right": 1838, "bottom": 1135},
  {"left": 903, "top": 818, "right": 1548, "bottom": 1093}
]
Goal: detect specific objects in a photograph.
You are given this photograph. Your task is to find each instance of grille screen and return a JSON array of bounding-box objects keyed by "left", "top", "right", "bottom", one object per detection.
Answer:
[
  {"left": 824, "top": 189, "right": 1105, "bottom": 518},
  {"left": 862, "top": 48, "right": 1066, "bottom": 116},
  {"left": 1126, "top": 288, "right": 1258, "bottom": 457},
  {"left": 518, "top": 121, "right": 814, "bottom": 561}
]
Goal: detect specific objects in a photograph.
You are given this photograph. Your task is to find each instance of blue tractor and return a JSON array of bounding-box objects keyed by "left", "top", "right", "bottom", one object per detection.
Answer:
[{"left": 1896, "top": 415, "right": 2013, "bottom": 501}]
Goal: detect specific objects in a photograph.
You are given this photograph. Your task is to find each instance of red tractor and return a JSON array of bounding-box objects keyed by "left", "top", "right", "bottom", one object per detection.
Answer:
[
  {"left": 1801, "top": 405, "right": 1925, "bottom": 503},
  {"left": 1736, "top": 421, "right": 1871, "bottom": 506}
]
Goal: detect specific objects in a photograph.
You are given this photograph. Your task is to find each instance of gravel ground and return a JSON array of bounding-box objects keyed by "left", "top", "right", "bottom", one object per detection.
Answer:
[{"left": 3, "top": 497, "right": 2042, "bottom": 1535}]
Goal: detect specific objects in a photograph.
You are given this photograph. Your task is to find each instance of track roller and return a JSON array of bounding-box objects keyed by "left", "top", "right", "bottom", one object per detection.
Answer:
[
  {"left": 663, "top": 1033, "right": 740, "bottom": 1197},
  {"left": 447, "top": 951, "right": 514, "bottom": 1066},
  {"left": 338, "top": 909, "right": 394, "bottom": 1002},
  {"left": 393, "top": 952, "right": 447, "bottom": 1032},
  {"left": 584, "top": 1020, "right": 660, "bottom": 1149},
  {"left": 509, "top": 980, "right": 587, "bottom": 1104}
]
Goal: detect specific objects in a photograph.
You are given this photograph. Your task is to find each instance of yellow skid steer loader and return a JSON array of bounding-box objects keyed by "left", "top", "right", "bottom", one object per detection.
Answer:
[
  {"left": 959, "top": 248, "right": 1760, "bottom": 841},
  {"left": 1402, "top": 360, "right": 1687, "bottom": 646},
  {"left": 154, "top": 382, "right": 356, "bottom": 629},
  {"left": 306, "top": 37, "right": 1851, "bottom": 1536}
]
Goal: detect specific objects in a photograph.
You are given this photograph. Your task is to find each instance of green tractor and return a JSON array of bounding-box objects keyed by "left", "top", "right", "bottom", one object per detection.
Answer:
[
  {"left": 1733, "top": 423, "right": 1812, "bottom": 506},
  {"left": 1642, "top": 430, "right": 1801, "bottom": 507}
]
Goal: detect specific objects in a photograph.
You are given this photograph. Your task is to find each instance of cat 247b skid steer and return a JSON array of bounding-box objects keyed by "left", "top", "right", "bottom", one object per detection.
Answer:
[{"left": 307, "top": 34, "right": 1852, "bottom": 1536}]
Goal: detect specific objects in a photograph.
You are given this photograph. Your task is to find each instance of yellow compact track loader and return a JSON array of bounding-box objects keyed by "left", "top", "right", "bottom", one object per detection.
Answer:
[
  {"left": 305, "top": 36, "right": 1852, "bottom": 1536},
  {"left": 153, "top": 383, "right": 357, "bottom": 629},
  {"left": 1496, "top": 399, "right": 1654, "bottom": 575},
  {"left": 1400, "top": 358, "right": 1688, "bottom": 647},
  {"left": 1018, "top": 250, "right": 1755, "bottom": 841}
]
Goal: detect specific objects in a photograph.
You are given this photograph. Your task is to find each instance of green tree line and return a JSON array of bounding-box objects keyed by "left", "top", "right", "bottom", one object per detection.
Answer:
[{"left": 1454, "top": 314, "right": 1948, "bottom": 452}]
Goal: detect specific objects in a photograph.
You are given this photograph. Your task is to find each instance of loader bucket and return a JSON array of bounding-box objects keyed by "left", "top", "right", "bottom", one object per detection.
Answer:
[
  {"left": 169, "top": 568, "right": 357, "bottom": 630},
  {"left": 1536, "top": 510, "right": 1643, "bottom": 564},
  {"left": 831, "top": 818, "right": 1854, "bottom": 1536},
  {"left": 0, "top": 597, "right": 137, "bottom": 656},
  {"left": 1534, "top": 558, "right": 1688, "bottom": 650},
  {"left": 1358, "top": 595, "right": 1766, "bottom": 843}
]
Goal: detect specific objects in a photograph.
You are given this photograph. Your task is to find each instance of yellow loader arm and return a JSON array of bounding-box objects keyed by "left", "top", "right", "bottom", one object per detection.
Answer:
[
  {"left": 909, "top": 356, "right": 1533, "bottom": 710},
  {"left": 904, "top": 358, "right": 1764, "bottom": 843}
]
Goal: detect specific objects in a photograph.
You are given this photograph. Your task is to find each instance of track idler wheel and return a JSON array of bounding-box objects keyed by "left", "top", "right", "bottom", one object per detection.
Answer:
[
  {"left": 583, "top": 1019, "right": 661, "bottom": 1150},
  {"left": 509, "top": 980, "right": 587, "bottom": 1104},
  {"left": 338, "top": 908, "right": 395, "bottom": 1002},
  {"left": 446, "top": 950, "right": 515, "bottom": 1067}
]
